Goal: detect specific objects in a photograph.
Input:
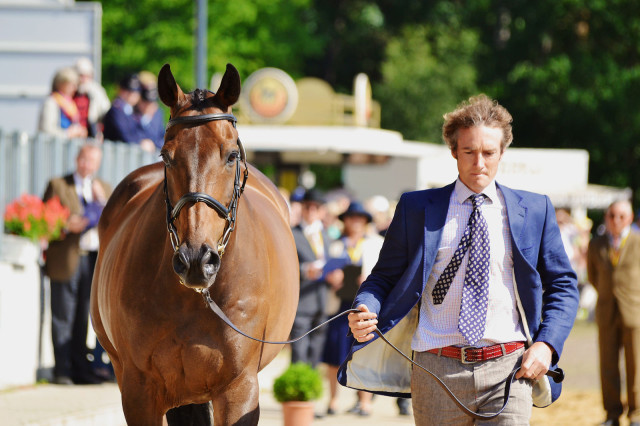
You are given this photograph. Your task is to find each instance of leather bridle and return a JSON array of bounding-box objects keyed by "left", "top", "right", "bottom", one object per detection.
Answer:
[{"left": 163, "top": 112, "right": 248, "bottom": 256}]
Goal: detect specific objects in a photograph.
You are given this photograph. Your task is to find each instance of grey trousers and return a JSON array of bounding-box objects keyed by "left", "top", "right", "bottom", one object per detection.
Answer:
[{"left": 411, "top": 348, "right": 532, "bottom": 425}]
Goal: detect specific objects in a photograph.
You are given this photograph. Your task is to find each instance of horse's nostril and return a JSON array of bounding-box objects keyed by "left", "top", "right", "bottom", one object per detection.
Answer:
[
  {"left": 201, "top": 245, "right": 220, "bottom": 277},
  {"left": 172, "top": 248, "right": 189, "bottom": 276}
]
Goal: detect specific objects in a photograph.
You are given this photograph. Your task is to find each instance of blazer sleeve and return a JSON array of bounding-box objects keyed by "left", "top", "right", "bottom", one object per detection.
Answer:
[
  {"left": 353, "top": 193, "right": 410, "bottom": 315},
  {"left": 586, "top": 238, "right": 601, "bottom": 292},
  {"left": 532, "top": 196, "right": 579, "bottom": 360}
]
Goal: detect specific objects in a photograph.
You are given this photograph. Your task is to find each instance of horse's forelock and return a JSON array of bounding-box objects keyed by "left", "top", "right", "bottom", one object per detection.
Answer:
[{"left": 189, "top": 88, "right": 216, "bottom": 111}]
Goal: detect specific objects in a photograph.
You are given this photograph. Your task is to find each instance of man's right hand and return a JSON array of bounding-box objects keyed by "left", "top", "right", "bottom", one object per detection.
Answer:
[
  {"left": 66, "top": 214, "right": 89, "bottom": 233},
  {"left": 348, "top": 304, "right": 378, "bottom": 342}
]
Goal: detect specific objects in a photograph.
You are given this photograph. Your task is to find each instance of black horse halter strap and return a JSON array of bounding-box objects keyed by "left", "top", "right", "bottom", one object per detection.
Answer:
[{"left": 163, "top": 112, "right": 248, "bottom": 256}]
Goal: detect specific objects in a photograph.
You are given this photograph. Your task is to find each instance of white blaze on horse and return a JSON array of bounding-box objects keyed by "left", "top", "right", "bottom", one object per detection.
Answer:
[{"left": 91, "top": 63, "right": 299, "bottom": 426}]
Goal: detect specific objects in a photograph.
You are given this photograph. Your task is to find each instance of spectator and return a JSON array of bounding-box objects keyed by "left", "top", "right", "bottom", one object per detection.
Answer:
[
  {"left": 288, "top": 186, "right": 306, "bottom": 228},
  {"left": 73, "top": 58, "right": 111, "bottom": 138},
  {"left": 38, "top": 67, "right": 88, "bottom": 139},
  {"left": 322, "top": 201, "right": 382, "bottom": 416},
  {"left": 632, "top": 212, "right": 640, "bottom": 233},
  {"left": 102, "top": 74, "right": 141, "bottom": 143},
  {"left": 43, "top": 143, "right": 112, "bottom": 385},
  {"left": 290, "top": 188, "right": 332, "bottom": 367},
  {"left": 343, "top": 94, "right": 579, "bottom": 424},
  {"left": 133, "top": 83, "right": 165, "bottom": 152},
  {"left": 366, "top": 194, "right": 393, "bottom": 236},
  {"left": 587, "top": 200, "right": 640, "bottom": 426}
]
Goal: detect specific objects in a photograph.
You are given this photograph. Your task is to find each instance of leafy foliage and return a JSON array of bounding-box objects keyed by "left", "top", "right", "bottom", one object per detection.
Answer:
[
  {"left": 376, "top": 21, "right": 479, "bottom": 142},
  {"left": 273, "top": 362, "right": 323, "bottom": 402},
  {"left": 83, "top": 0, "right": 322, "bottom": 96},
  {"left": 86, "top": 0, "right": 640, "bottom": 203}
]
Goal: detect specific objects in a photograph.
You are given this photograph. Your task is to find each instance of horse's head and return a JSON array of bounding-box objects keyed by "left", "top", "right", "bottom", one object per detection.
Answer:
[{"left": 158, "top": 63, "right": 247, "bottom": 289}]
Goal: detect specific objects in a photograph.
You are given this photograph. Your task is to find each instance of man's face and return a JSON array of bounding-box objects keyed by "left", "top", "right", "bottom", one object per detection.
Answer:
[
  {"left": 605, "top": 202, "right": 633, "bottom": 237},
  {"left": 76, "top": 147, "right": 102, "bottom": 178},
  {"left": 452, "top": 125, "right": 504, "bottom": 193},
  {"left": 301, "top": 201, "right": 323, "bottom": 224}
]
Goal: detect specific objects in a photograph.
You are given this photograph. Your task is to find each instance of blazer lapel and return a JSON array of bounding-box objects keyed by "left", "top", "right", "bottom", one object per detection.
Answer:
[
  {"left": 63, "top": 174, "right": 83, "bottom": 214},
  {"left": 498, "top": 183, "right": 526, "bottom": 247},
  {"left": 423, "top": 183, "right": 455, "bottom": 274}
]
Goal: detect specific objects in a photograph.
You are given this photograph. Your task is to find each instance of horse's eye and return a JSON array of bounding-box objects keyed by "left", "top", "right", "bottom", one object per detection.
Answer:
[
  {"left": 226, "top": 151, "right": 239, "bottom": 165},
  {"left": 160, "top": 152, "right": 172, "bottom": 167}
]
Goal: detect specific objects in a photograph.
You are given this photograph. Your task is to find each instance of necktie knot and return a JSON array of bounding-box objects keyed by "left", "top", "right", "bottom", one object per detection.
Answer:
[{"left": 470, "top": 194, "right": 485, "bottom": 209}]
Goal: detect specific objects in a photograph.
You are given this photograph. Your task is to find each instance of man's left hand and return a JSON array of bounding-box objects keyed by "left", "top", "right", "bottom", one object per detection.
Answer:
[{"left": 515, "top": 341, "right": 554, "bottom": 381}]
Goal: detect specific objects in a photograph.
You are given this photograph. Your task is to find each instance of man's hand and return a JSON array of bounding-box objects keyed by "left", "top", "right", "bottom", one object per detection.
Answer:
[
  {"left": 66, "top": 214, "right": 89, "bottom": 234},
  {"left": 516, "top": 341, "right": 554, "bottom": 381},
  {"left": 302, "top": 261, "right": 323, "bottom": 281},
  {"left": 348, "top": 304, "right": 378, "bottom": 343}
]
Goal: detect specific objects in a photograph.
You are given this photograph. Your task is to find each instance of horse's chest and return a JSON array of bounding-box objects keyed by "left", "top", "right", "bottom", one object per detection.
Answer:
[{"left": 148, "top": 337, "right": 229, "bottom": 392}]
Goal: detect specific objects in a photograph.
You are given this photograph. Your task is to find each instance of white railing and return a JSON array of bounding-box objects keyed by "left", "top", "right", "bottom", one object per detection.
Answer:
[{"left": 0, "top": 130, "right": 159, "bottom": 229}]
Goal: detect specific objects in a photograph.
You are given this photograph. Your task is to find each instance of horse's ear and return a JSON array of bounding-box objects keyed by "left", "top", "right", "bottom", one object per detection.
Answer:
[
  {"left": 213, "top": 63, "right": 241, "bottom": 110},
  {"left": 158, "top": 63, "right": 185, "bottom": 109}
]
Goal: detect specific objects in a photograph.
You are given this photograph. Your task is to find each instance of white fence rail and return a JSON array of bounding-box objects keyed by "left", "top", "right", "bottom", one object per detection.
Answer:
[{"left": 0, "top": 130, "right": 158, "bottom": 228}]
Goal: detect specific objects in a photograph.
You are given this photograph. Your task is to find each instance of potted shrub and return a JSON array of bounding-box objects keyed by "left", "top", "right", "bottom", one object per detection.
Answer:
[{"left": 273, "top": 362, "right": 323, "bottom": 426}]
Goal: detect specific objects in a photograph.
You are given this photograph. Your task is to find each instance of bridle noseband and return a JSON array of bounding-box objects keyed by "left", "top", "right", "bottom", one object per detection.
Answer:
[{"left": 163, "top": 112, "right": 248, "bottom": 257}]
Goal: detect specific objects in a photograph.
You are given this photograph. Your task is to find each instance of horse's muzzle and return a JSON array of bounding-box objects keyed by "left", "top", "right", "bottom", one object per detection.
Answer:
[{"left": 172, "top": 243, "right": 221, "bottom": 287}]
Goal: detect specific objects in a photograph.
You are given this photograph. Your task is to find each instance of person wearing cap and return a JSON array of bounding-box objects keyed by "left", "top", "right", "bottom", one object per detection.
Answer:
[
  {"left": 288, "top": 186, "right": 306, "bottom": 228},
  {"left": 132, "top": 80, "right": 165, "bottom": 152},
  {"left": 102, "top": 74, "right": 142, "bottom": 144},
  {"left": 341, "top": 95, "right": 579, "bottom": 424},
  {"left": 321, "top": 201, "right": 383, "bottom": 416},
  {"left": 38, "top": 67, "right": 88, "bottom": 139},
  {"left": 290, "top": 188, "right": 335, "bottom": 367},
  {"left": 73, "top": 58, "right": 110, "bottom": 138}
]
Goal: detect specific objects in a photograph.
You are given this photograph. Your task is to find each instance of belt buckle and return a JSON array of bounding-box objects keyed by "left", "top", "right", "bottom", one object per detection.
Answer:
[{"left": 460, "top": 346, "right": 477, "bottom": 364}]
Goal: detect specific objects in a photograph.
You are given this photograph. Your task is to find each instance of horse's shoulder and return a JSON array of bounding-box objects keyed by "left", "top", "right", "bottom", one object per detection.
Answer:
[
  {"left": 244, "top": 164, "right": 290, "bottom": 221},
  {"left": 99, "top": 162, "right": 164, "bottom": 235}
]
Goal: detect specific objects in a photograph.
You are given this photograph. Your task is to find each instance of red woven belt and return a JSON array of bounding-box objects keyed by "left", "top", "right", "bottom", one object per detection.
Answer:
[{"left": 427, "top": 342, "right": 525, "bottom": 364}]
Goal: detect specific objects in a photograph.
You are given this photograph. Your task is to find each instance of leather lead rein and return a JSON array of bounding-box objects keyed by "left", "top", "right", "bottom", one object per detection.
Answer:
[{"left": 200, "top": 289, "right": 564, "bottom": 421}]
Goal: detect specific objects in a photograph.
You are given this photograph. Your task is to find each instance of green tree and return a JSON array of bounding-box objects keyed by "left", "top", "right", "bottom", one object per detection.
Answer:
[
  {"left": 375, "top": 21, "right": 480, "bottom": 142},
  {"left": 81, "top": 0, "right": 323, "bottom": 94},
  {"left": 462, "top": 0, "right": 640, "bottom": 202}
]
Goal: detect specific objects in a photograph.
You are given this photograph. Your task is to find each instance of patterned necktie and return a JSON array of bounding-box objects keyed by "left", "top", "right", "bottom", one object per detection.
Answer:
[{"left": 431, "top": 194, "right": 490, "bottom": 346}]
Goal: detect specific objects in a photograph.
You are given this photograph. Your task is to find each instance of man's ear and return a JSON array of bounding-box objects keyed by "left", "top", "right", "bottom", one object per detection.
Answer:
[{"left": 451, "top": 148, "right": 458, "bottom": 160}]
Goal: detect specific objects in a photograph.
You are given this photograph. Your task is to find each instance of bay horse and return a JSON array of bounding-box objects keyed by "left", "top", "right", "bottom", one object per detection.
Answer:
[{"left": 90, "top": 63, "right": 299, "bottom": 425}]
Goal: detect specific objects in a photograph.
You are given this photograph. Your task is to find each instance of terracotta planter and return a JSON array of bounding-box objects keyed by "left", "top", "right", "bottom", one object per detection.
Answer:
[{"left": 281, "top": 401, "right": 315, "bottom": 426}]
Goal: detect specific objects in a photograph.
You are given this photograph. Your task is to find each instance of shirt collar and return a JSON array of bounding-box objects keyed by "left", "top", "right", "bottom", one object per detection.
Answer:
[
  {"left": 73, "top": 172, "right": 91, "bottom": 187},
  {"left": 301, "top": 220, "right": 323, "bottom": 235},
  {"left": 454, "top": 178, "right": 497, "bottom": 205},
  {"left": 608, "top": 226, "right": 631, "bottom": 243}
]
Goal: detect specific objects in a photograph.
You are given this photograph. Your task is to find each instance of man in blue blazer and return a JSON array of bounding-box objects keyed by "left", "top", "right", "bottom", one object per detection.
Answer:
[{"left": 340, "top": 95, "right": 579, "bottom": 424}]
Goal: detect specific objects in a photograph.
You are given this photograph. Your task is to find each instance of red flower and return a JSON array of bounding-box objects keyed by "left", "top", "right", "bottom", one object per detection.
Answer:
[{"left": 4, "top": 194, "right": 70, "bottom": 243}]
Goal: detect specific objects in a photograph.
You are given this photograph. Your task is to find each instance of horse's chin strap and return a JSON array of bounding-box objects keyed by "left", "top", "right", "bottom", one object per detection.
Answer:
[{"left": 199, "top": 288, "right": 564, "bottom": 421}]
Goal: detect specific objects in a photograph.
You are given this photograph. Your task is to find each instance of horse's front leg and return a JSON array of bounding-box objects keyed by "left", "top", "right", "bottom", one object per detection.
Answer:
[
  {"left": 120, "top": 370, "right": 165, "bottom": 426},
  {"left": 212, "top": 371, "right": 260, "bottom": 426}
]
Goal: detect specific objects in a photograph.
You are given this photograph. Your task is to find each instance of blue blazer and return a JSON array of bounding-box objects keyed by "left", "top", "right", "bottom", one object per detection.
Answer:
[{"left": 337, "top": 182, "right": 579, "bottom": 406}]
